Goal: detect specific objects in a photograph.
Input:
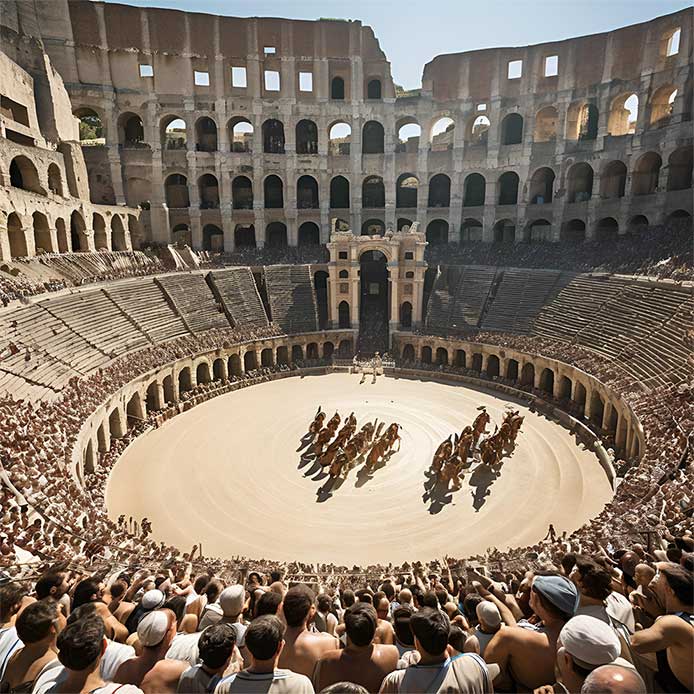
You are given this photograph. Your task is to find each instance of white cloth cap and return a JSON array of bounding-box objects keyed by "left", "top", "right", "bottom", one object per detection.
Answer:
[
  {"left": 476, "top": 600, "right": 501, "bottom": 628},
  {"left": 219, "top": 585, "right": 245, "bottom": 617},
  {"left": 137, "top": 610, "right": 169, "bottom": 647},
  {"left": 560, "top": 615, "right": 621, "bottom": 666}
]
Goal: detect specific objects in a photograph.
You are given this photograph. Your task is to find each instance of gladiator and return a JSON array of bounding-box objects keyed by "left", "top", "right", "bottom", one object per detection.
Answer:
[
  {"left": 472, "top": 409, "right": 491, "bottom": 446},
  {"left": 327, "top": 411, "right": 341, "bottom": 433},
  {"left": 431, "top": 437, "right": 453, "bottom": 474},
  {"left": 309, "top": 408, "right": 326, "bottom": 437}
]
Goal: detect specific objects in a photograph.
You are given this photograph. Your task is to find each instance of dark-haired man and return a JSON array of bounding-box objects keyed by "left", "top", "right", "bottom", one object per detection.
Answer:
[
  {"left": 35, "top": 571, "right": 70, "bottom": 613},
  {"left": 215, "top": 615, "right": 313, "bottom": 693},
  {"left": 0, "top": 582, "right": 32, "bottom": 681},
  {"left": 314, "top": 603, "right": 399, "bottom": 693},
  {"left": 379, "top": 608, "right": 492, "bottom": 693},
  {"left": 278, "top": 585, "right": 337, "bottom": 678},
  {"left": 177, "top": 624, "right": 237, "bottom": 693}
]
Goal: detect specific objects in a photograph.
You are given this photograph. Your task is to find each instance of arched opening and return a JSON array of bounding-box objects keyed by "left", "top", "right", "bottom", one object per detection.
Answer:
[
  {"left": 574, "top": 382, "right": 587, "bottom": 412},
  {"left": 266, "top": 222, "right": 287, "bottom": 248},
  {"left": 534, "top": 106, "right": 558, "bottom": 142},
  {"left": 366, "top": 79, "right": 382, "bottom": 99},
  {"left": 558, "top": 376, "right": 572, "bottom": 400},
  {"left": 171, "top": 223, "right": 191, "bottom": 246},
  {"left": 359, "top": 250, "right": 389, "bottom": 352},
  {"left": 74, "top": 107, "right": 104, "bottom": 144},
  {"left": 262, "top": 119, "right": 285, "bottom": 153},
  {"left": 590, "top": 391, "right": 605, "bottom": 427},
  {"left": 338, "top": 339, "right": 353, "bottom": 357},
  {"left": 608, "top": 93, "right": 638, "bottom": 135},
  {"left": 435, "top": 347, "right": 448, "bottom": 366},
  {"left": 667, "top": 147, "right": 693, "bottom": 190},
  {"left": 487, "top": 354, "right": 500, "bottom": 378},
  {"left": 70, "top": 210, "right": 88, "bottom": 251},
  {"left": 361, "top": 219, "right": 385, "bottom": 236},
  {"left": 9, "top": 156, "right": 43, "bottom": 194},
  {"left": 306, "top": 342, "right": 319, "bottom": 360},
  {"left": 567, "top": 163, "right": 593, "bottom": 203},
  {"left": 422, "top": 346, "right": 433, "bottom": 364},
  {"left": 298, "top": 221, "right": 320, "bottom": 246},
  {"left": 244, "top": 351, "right": 258, "bottom": 372},
  {"left": 47, "top": 163, "right": 63, "bottom": 196},
  {"left": 500, "top": 113, "right": 523, "bottom": 145},
  {"left": 362, "top": 176, "right": 385, "bottom": 208},
  {"left": 93, "top": 213, "right": 107, "bottom": 250},
  {"left": 338, "top": 301, "right": 351, "bottom": 329},
  {"left": 164, "top": 174, "right": 189, "bottom": 208},
  {"left": 296, "top": 119, "right": 318, "bottom": 155},
  {"left": 460, "top": 218, "right": 483, "bottom": 243},
  {"left": 232, "top": 175, "right": 253, "bottom": 209},
  {"left": 526, "top": 219, "right": 552, "bottom": 243},
  {"left": 331, "top": 76, "right": 345, "bottom": 100},
  {"left": 119, "top": 112, "right": 145, "bottom": 147},
  {"left": 198, "top": 173, "right": 219, "bottom": 209},
  {"left": 264, "top": 175, "right": 283, "bottom": 208},
  {"left": 463, "top": 173, "right": 485, "bottom": 207},
  {"left": 506, "top": 359, "right": 519, "bottom": 380},
  {"left": 161, "top": 116, "right": 187, "bottom": 149},
  {"left": 213, "top": 359, "right": 225, "bottom": 381},
  {"left": 399, "top": 301, "right": 412, "bottom": 329},
  {"left": 55, "top": 218, "right": 68, "bottom": 253},
  {"left": 649, "top": 85, "right": 677, "bottom": 126},
  {"left": 493, "top": 219, "right": 516, "bottom": 244},
  {"left": 396, "top": 174, "right": 418, "bottom": 208},
  {"left": 402, "top": 344, "right": 415, "bottom": 362},
  {"left": 261, "top": 348, "right": 274, "bottom": 366},
  {"left": 196, "top": 361, "right": 211, "bottom": 384},
  {"left": 109, "top": 408, "right": 124, "bottom": 439},
  {"left": 178, "top": 367, "right": 192, "bottom": 393},
  {"left": 362, "top": 121, "right": 384, "bottom": 154},
  {"left": 632, "top": 152, "right": 662, "bottom": 195},
  {"left": 111, "top": 216, "right": 127, "bottom": 251},
  {"left": 428, "top": 173, "right": 451, "bottom": 207},
  {"left": 539, "top": 368, "right": 554, "bottom": 395},
  {"left": 520, "top": 362, "right": 535, "bottom": 387},
  {"left": 323, "top": 342, "right": 334, "bottom": 359},
  {"left": 431, "top": 117, "right": 455, "bottom": 152},
  {"left": 328, "top": 122, "right": 351, "bottom": 156},
  {"left": 297, "top": 175, "right": 319, "bottom": 209},
  {"left": 454, "top": 350, "right": 466, "bottom": 368},
  {"left": 195, "top": 116, "right": 217, "bottom": 151},
  {"left": 468, "top": 115, "right": 490, "bottom": 144},
  {"left": 426, "top": 219, "right": 449, "bottom": 245},
  {"left": 234, "top": 224, "right": 256, "bottom": 248},
  {"left": 600, "top": 160, "right": 627, "bottom": 199},
  {"left": 7, "top": 213, "right": 27, "bottom": 258},
  {"left": 396, "top": 122, "right": 421, "bottom": 153},
  {"left": 30, "top": 211, "right": 52, "bottom": 254},
  {"left": 229, "top": 117, "right": 253, "bottom": 152},
  {"left": 498, "top": 171, "right": 519, "bottom": 205},
  {"left": 292, "top": 345, "right": 304, "bottom": 362},
  {"left": 528, "top": 167, "right": 555, "bottom": 204},
  {"left": 314, "top": 270, "right": 329, "bottom": 329},
  {"left": 146, "top": 381, "right": 160, "bottom": 413},
  {"left": 330, "top": 175, "right": 350, "bottom": 208},
  {"left": 202, "top": 224, "right": 223, "bottom": 251},
  {"left": 163, "top": 375, "right": 175, "bottom": 403},
  {"left": 567, "top": 103, "right": 598, "bottom": 140},
  {"left": 595, "top": 217, "right": 619, "bottom": 243},
  {"left": 562, "top": 219, "right": 586, "bottom": 243},
  {"left": 229, "top": 354, "right": 242, "bottom": 377},
  {"left": 471, "top": 353, "right": 483, "bottom": 372},
  {"left": 276, "top": 346, "right": 289, "bottom": 365},
  {"left": 397, "top": 218, "right": 413, "bottom": 231},
  {"left": 628, "top": 215, "right": 649, "bottom": 234}
]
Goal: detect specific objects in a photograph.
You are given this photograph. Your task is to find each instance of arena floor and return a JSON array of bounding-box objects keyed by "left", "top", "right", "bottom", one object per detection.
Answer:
[{"left": 106, "top": 373, "right": 613, "bottom": 565}]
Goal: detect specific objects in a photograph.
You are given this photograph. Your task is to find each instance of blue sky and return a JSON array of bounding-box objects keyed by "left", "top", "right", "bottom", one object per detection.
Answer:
[{"left": 103, "top": 0, "right": 690, "bottom": 89}]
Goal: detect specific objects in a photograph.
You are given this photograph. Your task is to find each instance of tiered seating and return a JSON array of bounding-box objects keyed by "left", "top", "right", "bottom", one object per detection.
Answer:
[
  {"left": 156, "top": 274, "right": 231, "bottom": 333},
  {"left": 264, "top": 265, "right": 318, "bottom": 333},
  {"left": 105, "top": 280, "right": 190, "bottom": 343},
  {"left": 39, "top": 290, "right": 150, "bottom": 355},
  {"left": 28, "top": 251, "right": 159, "bottom": 284},
  {"left": 208, "top": 268, "right": 269, "bottom": 328},
  {"left": 425, "top": 268, "right": 458, "bottom": 333},
  {"left": 451, "top": 266, "right": 498, "bottom": 330}
]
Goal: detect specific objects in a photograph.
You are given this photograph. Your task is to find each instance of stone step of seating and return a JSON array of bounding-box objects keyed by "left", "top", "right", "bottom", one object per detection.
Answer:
[
  {"left": 208, "top": 268, "right": 269, "bottom": 328},
  {"left": 156, "top": 274, "right": 231, "bottom": 333},
  {"left": 264, "top": 264, "right": 318, "bottom": 334}
]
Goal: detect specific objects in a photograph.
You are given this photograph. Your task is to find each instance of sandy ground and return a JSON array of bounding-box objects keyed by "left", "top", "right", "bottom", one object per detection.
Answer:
[{"left": 106, "top": 372, "right": 613, "bottom": 565}]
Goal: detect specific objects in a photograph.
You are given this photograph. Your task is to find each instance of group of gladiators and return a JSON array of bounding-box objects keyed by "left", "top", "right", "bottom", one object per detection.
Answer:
[
  {"left": 305, "top": 407, "right": 401, "bottom": 479},
  {"left": 430, "top": 407, "right": 524, "bottom": 489}
]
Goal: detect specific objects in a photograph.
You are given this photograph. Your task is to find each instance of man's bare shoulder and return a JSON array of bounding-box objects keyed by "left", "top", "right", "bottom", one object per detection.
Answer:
[
  {"left": 317, "top": 647, "right": 344, "bottom": 663},
  {"left": 140, "top": 659, "right": 189, "bottom": 693}
]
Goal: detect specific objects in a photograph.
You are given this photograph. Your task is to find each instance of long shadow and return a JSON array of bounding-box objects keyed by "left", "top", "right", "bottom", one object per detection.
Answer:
[
  {"left": 316, "top": 475, "right": 345, "bottom": 503},
  {"left": 469, "top": 463, "right": 496, "bottom": 511}
]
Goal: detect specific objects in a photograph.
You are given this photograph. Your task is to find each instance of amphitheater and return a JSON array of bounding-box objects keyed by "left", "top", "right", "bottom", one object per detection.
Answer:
[{"left": 0, "top": 0, "right": 692, "bottom": 599}]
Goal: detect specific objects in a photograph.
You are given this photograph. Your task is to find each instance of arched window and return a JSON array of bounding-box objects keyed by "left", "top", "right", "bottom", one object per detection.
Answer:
[
  {"left": 431, "top": 117, "right": 454, "bottom": 151},
  {"left": 338, "top": 301, "right": 350, "bottom": 328},
  {"left": 566, "top": 163, "right": 593, "bottom": 202},
  {"left": 161, "top": 116, "right": 187, "bottom": 149},
  {"left": 632, "top": 152, "right": 662, "bottom": 196},
  {"left": 460, "top": 218, "right": 483, "bottom": 243},
  {"left": 526, "top": 219, "right": 552, "bottom": 243},
  {"left": 70, "top": 210, "right": 88, "bottom": 251},
  {"left": 595, "top": 217, "right": 619, "bottom": 243},
  {"left": 396, "top": 122, "right": 421, "bottom": 153},
  {"left": 426, "top": 220, "right": 448, "bottom": 245},
  {"left": 628, "top": 215, "right": 649, "bottom": 234},
  {"left": 111, "top": 216, "right": 127, "bottom": 251},
  {"left": 500, "top": 113, "right": 523, "bottom": 145},
  {"left": 562, "top": 219, "right": 586, "bottom": 243},
  {"left": 9, "top": 156, "right": 43, "bottom": 194},
  {"left": 229, "top": 118, "right": 253, "bottom": 152},
  {"left": 362, "top": 176, "right": 385, "bottom": 208},
  {"left": 296, "top": 119, "right": 318, "bottom": 154},
  {"left": 366, "top": 79, "right": 382, "bottom": 99},
  {"left": 232, "top": 176, "right": 253, "bottom": 209},
  {"left": 33, "top": 211, "right": 53, "bottom": 254},
  {"left": 528, "top": 167, "right": 555, "bottom": 204},
  {"left": 329, "top": 122, "right": 351, "bottom": 156},
  {"left": 7, "top": 213, "right": 27, "bottom": 258},
  {"left": 534, "top": 107, "right": 558, "bottom": 142},
  {"left": 362, "top": 121, "right": 384, "bottom": 154},
  {"left": 202, "top": 224, "right": 223, "bottom": 251},
  {"left": 93, "top": 213, "right": 107, "bottom": 250},
  {"left": 198, "top": 173, "right": 219, "bottom": 209},
  {"left": 118, "top": 112, "right": 145, "bottom": 147},
  {"left": 463, "top": 173, "right": 485, "bottom": 206},
  {"left": 397, "top": 218, "right": 413, "bottom": 231},
  {"left": 266, "top": 222, "right": 287, "bottom": 248},
  {"left": 497, "top": 171, "right": 519, "bottom": 205},
  {"left": 74, "top": 108, "right": 104, "bottom": 144},
  {"left": 195, "top": 116, "right": 218, "bottom": 151},
  {"left": 331, "top": 76, "right": 345, "bottom": 100},
  {"left": 297, "top": 175, "right": 319, "bottom": 208},
  {"left": 667, "top": 147, "right": 693, "bottom": 190},
  {"left": 164, "top": 173, "right": 189, "bottom": 208},
  {"left": 468, "top": 115, "right": 490, "bottom": 143},
  {"left": 361, "top": 219, "right": 385, "bottom": 236},
  {"left": 234, "top": 224, "right": 256, "bottom": 248},
  {"left": 298, "top": 222, "right": 320, "bottom": 246},
  {"left": 649, "top": 86, "right": 678, "bottom": 125},
  {"left": 400, "top": 302, "right": 412, "bottom": 329},
  {"left": 600, "top": 161, "right": 627, "bottom": 199},
  {"left": 493, "top": 219, "right": 515, "bottom": 243},
  {"left": 47, "top": 163, "right": 63, "bottom": 196},
  {"left": 396, "top": 174, "right": 418, "bottom": 208},
  {"left": 330, "top": 176, "right": 350, "bottom": 208},
  {"left": 428, "top": 173, "right": 450, "bottom": 207},
  {"left": 608, "top": 93, "right": 638, "bottom": 135},
  {"left": 264, "top": 175, "right": 283, "bottom": 208},
  {"left": 262, "top": 119, "right": 285, "bottom": 153},
  {"left": 578, "top": 104, "right": 598, "bottom": 140},
  {"left": 171, "top": 224, "right": 191, "bottom": 246}
]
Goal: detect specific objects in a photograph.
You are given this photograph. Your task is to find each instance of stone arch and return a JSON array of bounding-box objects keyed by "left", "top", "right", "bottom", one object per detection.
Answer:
[
  {"left": 146, "top": 381, "right": 161, "bottom": 412},
  {"left": 628, "top": 215, "right": 649, "bottom": 234},
  {"left": 534, "top": 106, "right": 558, "bottom": 142},
  {"left": 400, "top": 301, "right": 412, "bottom": 329},
  {"left": 74, "top": 107, "right": 104, "bottom": 144},
  {"left": 111, "top": 216, "right": 127, "bottom": 251},
  {"left": 493, "top": 219, "right": 516, "bottom": 243},
  {"left": 461, "top": 218, "right": 483, "bottom": 243},
  {"left": 228, "top": 117, "right": 253, "bottom": 152},
  {"left": 435, "top": 347, "right": 448, "bottom": 365},
  {"left": 262, "top": 119, "right": 285, "bottom": 153},
  {"left": 426, "top": 219, "right": 448, "bottom": 245},
  {"left": 195, "top": 116, "right": 217, "bottom": 152},
  {"left": 366, "top": 78, "right": 382, "bottom": 99},
  {"left": 608, "top": 93, "right": 638, "bottom": 135},
  {"left": 525, "top": 218, "right": 552, "bottom": 243},
  {"left": 431, "top": 116, "right": 455, "bottom": 151},
  {"left": 667, "top": 147, "right": 693, "bottom": 190},
  {"left": 298, "top": 221, "right": 320, "bottom": 246},
  {"left": 161, "top": 115, "right": 187, "bottom": 149},
  {"left": 213, "top": 358, "right": 226, "bottom": 381},
  {"left": 297, "top": 175, "right": 319, "bottom": 208},
  {"left": 428, "top": 173, "right": 451, "bottom": 207},
  {"left": 600, "top": 160, "right": 627, "bottom": 199},
  {"left": 498, "top": 171, "right": 519, "bottom": 204},
  {"left": 558, "top": 375, "right": 572, "bottom": 400},
  {"left": 109, "top": 406, "right": 124, "bottom": 439},
  {"left": 196, "top": 361, "right": 211, "bottom": 384},
  {"left": 421, "top": 346, "right": 433, "bottom": 364},
  {"left": 471, "top": 353, "right": 483, "bottom": 372},
  {"left": 467, "top": 114, "right": 490, "bottom": 144},
  {"left": 362, "top": 175, "right": 385, "bottom": 208},
  {"left": 574, "top": 382, "right": 587, "bottom": 411},
  {"left": 232, "top": 175, "right": 253, "bottom": 209},
  {"left": 276, "top": 345, "right": 289, "bottom": 365},
  {"left": 10, "top": 156, "right": 44, "bottom": 194},
  {"left": 202, "top": 224, "right": 223, "bottom": 251},
  {"left": 56, "top": 218, "right": 69, "bottom": 252},
  {"left": 306, "top": 342, "right": 319, "bottom": 360},
  {"left": 590, "top": 390, "right": 605, "bottom": 427},
  {"left": 402, "top": 344, "right": 415, "bottom": 362},
  {"left": 7, "top": 212, "right": 27, "bottom": 258},
  {"left": 70, "top": 210, "right": 88, "bottom": 251},
  {"left": 244, "top": 350, "right": 257, "bottom": 372},
  {"left": 520, "top": 362, "right": 535, "bottom": 386},
  {"left": 396, "top": 173, "right": 418, "bottom": 208},
  {"left": 261, "top": 347, "right": 274, "bottom": 366},
  {"left": 178, "top": 366, "right": 192, "bottom": 392},
  {"left": 396, "top": 119, "right": 421, "bottom": 153},
  {"left": 266, "top": 222, "right": 288, "bottom": 248},
  {"left": 171, "top": 223, "right": 191, "bottom": 246},
  {"left": 566, "top": 162, "right": 593, "bottom": 202},
  {"left": 328, "top": 121, "right": 351, "bottom": 156},
  {"left": 361, "top": 219, "right": 385, "bottom": 236},
  {"left": 234, "top": 224, "right": 256, "bottom": 248},
  {"left": 362, "top": 121, "right": 384, "bottom": 153},
  {"left": 528, "top": 167, "right": 555, "bottom": 204},
  {"left": 291, "top": 345, "right": 304, "bottom": 362},
  {"left": 162, "top": 374, "right": 175, "bottom": 403},
  {"left": 264, "top": 175, "right": 284, "bottom": 208},
  {"left": 93, "top": 213, "right": 108, "bottom": 250},
  {"left": 32, "top": 211, "right": 53, "bottom": 254},
  {"left": 338, "top": 300, "right": 351, "bottom": 329},
  {"left": 487, "top": 354, "right": 500, "bottom": 377},
  {"left": 323, "top": 341, "right": 334, "bottom": 359},
  {"left": 296, "top": 119, "right": 318, "bottom": 155},
  {"left": 500, "top": 113, "right": 523, "bottom": 145},
  {"left": 118, "top": 111, "right": 145, "bottom": 146},
  {"left": 164, "top": 173, "right": 189, "bottom": 208},
  {"left": 561, "top": 219, "right": 586, "bottom": 243},
  {"left": 506, "top": 359, "right": 519, "bottom": 380},
  {"left": 454, "top": 349, "right": 466, "bottom": 367},
  {"left": 632, "top": 152, "right": 662, "bottom": 196},
  {"left": 229, "top": 353, "right": 242, "bottom": 377},
  {"left": 463, "top": 173, "right": 485, "bottom": 207},
  {"left": 198, "top": 173, "right": 219, "bottom": 209},
  {"left": 649, "top": 85, "right": 677, "bottom": 125},
  {"left": 338, "top": 339, "right": 353, "bottom": 357},
  {"left": 567, "top": 102, "right": 598, "bottom": 140},
  {"left": 539, "top": 367, "right": 554, "bottom": 394},
  {"left": 126, "top": 392, "right": 145, "bottom": 426},
  {"left": 330, "top": 175, "right": 350, "bottom": 208},
  {"left": 331, "top": 76, "right": 345, "bottom": 100},
  {"left": 595, "top": 217, "right": 619, "bottom": 243},
  {"left": 47, "top": 163, "right": 63, "bottom": 196}
]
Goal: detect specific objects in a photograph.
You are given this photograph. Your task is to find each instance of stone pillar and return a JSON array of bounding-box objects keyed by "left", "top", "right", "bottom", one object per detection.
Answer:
[
  {"left": 389, "top": 272, "right": 399, "bottom": 332},
  {"left": 602, "top": 400, "right": 614, "bottom": 431},
  {"left": 0, "top": 221, "right": 10, "bottom": 261}
]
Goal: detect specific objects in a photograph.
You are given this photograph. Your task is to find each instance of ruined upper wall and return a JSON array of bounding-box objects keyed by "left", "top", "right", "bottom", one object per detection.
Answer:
[{"left": 421, "top": 8, "right": 692, "bottom": 102}]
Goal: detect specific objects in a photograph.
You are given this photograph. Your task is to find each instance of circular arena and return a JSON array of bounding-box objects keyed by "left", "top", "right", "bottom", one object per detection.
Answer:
[{"left": 0, "top": 2, "right": 692, "bottom": 694}]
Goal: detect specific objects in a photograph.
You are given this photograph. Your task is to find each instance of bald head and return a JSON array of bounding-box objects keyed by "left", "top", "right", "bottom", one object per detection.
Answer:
[
  {"left": 580, "top": 665, "right": 646, "bottom": 694},
  {"left": 398, "top": 588, "right": 412, "bottom": 606}
]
